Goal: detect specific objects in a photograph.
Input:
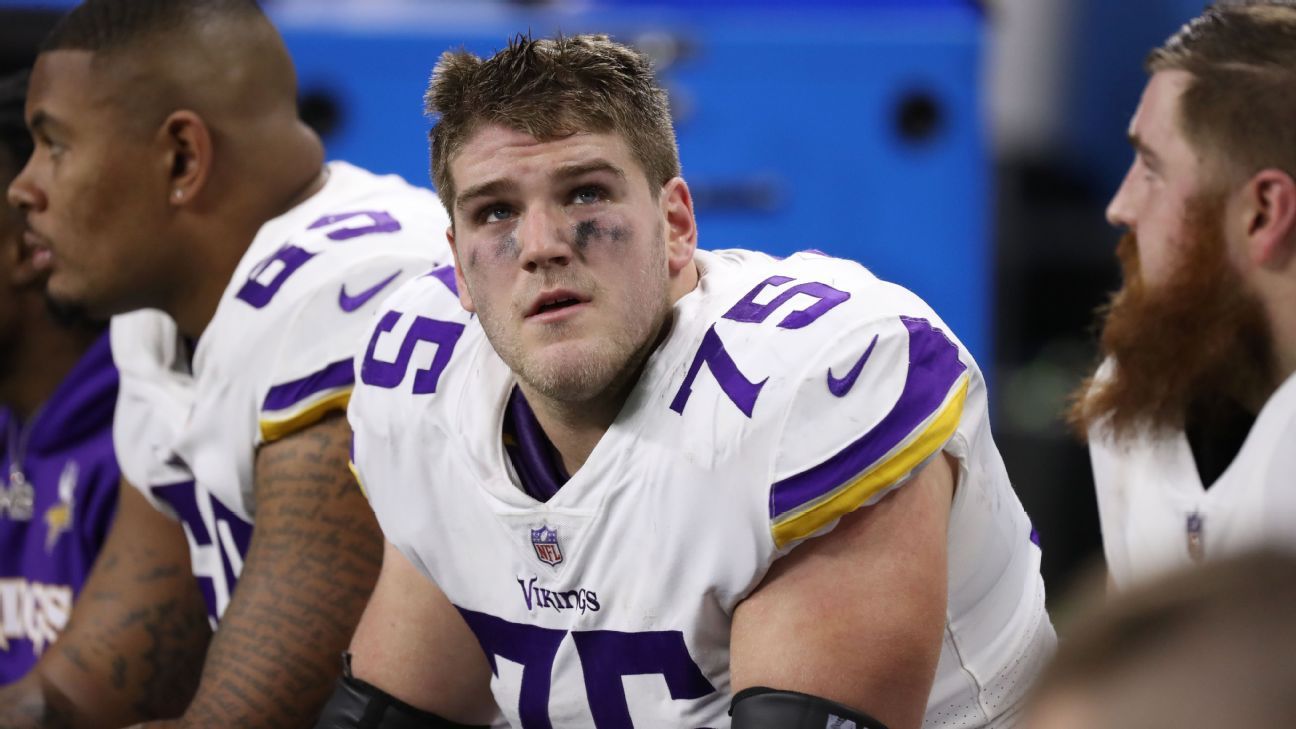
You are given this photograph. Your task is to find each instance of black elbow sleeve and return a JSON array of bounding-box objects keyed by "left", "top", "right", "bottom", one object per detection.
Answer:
[
  {"left": 730, "top": 686, "right": 890, "bottom": 729},
  {"left": 313, "top": 653, "right": 488, "bottom": 729}
]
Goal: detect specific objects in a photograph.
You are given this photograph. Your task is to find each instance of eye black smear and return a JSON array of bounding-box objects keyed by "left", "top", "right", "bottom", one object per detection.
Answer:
[
  {"left": 574, "top": 220, "right": 628, "bottom": 250},
  {"left": 494, "top": 233, "right": 518, "bottom": 260}
]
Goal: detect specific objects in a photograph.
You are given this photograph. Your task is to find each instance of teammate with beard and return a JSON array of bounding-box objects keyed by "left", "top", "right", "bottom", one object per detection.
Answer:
[
  {"left": 1071, "top": 1, "right": 1296, "bottom": 588},
  {"left": 1, "top": 1, "right": 450, "bottom": 726},
  {"left": 329, "top": 34, "right": 1053, "bottom": 729}
]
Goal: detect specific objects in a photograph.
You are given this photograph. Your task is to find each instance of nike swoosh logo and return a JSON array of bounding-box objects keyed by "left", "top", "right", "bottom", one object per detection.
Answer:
[
  {"left": 339, "top": 270, "right": 402, "bottom": 312},
  {"left": 826, "top": 334, "right": 880, "bottom": 397}
]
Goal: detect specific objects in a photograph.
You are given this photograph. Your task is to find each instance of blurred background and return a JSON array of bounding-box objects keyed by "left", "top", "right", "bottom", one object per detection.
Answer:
[{"left": 0, "top": 0, "right": 1212, "bottom": 609}]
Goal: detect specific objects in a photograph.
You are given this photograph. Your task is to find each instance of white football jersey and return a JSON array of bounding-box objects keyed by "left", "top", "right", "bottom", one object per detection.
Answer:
[
  {"left": 112, "top": 161, "right": 451, "bottom": 623},
  {"left": 1089, "top": 367, "right": 1296, "bottom": 589},
  {"left": 351, "top": 249, "right": 1053, "bottom": 729}
]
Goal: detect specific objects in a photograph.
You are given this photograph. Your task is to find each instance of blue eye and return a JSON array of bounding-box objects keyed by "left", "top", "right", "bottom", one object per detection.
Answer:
[
  {"left": 481, "top": 205, "right": 514, "bottom": 224},
  {"left": 571, "top": 185, "right": 604, "bottom": 205}
]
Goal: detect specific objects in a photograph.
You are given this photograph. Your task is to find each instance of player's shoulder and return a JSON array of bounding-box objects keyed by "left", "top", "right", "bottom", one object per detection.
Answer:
[
  {"left": 349, "top": 264, "right": 483, "bottom": 415},
  {"left": 368, "top": 264, "right": 466, "bottom": 320},
  {"left": 674, "top": 250, "right": 975, "bottom": 549},
  {"left": 688, "top": 248, "right": 964, "bottom": 390},
  {"left": 218, "top": 163, "right": 451, "bottom": 331}
]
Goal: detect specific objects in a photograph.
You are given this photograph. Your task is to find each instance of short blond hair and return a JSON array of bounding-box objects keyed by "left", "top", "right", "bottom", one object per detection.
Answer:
[{"left": 425, "top": 34, "right": 681, "bottom": 214}]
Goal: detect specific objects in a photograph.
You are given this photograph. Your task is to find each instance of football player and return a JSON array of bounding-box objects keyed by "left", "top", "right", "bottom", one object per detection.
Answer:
[
  {"left": 0, "top": 70, "right": 119, "bottom": 687},
  {"left": 1071, "top": 2, "right": 1296, "bottom": 588},
  {"left": 327, "top": 34, "right": 1054, "bottom": 729},
  {"left": 1, "top": 1, "right": 450, "bottom": 726}
]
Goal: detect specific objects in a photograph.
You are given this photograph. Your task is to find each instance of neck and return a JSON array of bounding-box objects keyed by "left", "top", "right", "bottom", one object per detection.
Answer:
[
  {"left": 0, "top": 297, "right": 97, "bottom": 421},
  {"left": 518, "top": 361, "right": 641, "bottom": 477},
  {"left": 520, "top": 257, "right": 703, "bottom": 475},
  {"left": 1271, "top": 289, "right": 1296, "bottom": 394},
  {"left": 167, "top": 122, "right": 327, "bottom": 339},
  {"left": 522, "top": 317, "right": 680, "bottom": 476}
]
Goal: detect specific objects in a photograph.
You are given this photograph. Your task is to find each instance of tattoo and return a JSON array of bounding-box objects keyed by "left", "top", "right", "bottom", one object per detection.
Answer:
[
  {"left": 180, "top": 415, "right": 381, "bottom": 728},
  {"left": 67, "top": 523, "right": 209, "bottom": 721},
  {"left": 0, "top": 513, "right": 208, "bottom": 728}
]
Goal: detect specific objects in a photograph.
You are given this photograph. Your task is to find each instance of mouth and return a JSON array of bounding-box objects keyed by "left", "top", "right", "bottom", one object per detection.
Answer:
[
  {"left": 23, "top": 228, "right": 54, "bottom": 272},
  {"left": 525, "top": 289, "right": 591, "bottom": 320}
]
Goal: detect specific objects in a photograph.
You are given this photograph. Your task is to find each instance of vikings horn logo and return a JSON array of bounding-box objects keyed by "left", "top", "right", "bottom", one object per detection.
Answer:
[
  {"left": 45, "top": 461, "right": 78, "bottom": 553},
  {"left": 530, "top": 525, "right": 563, "bottom": 567}
]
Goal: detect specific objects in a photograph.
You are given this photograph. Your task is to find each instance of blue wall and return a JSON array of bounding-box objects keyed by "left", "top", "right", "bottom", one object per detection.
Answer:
[
  {"left": 274, "top": 3, "right": 992, "bottom": 359},
  {"left": 0, "top": 0, "right": 992, "bottom": 360}
]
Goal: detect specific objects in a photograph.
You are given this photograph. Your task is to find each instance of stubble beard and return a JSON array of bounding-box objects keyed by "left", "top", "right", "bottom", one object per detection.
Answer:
[
  {"left": 482, "top": 230, "right": 672, "bottom": 407},
  {"left": 1070, "top": 192, "right": 1274, "bottom": 442}
]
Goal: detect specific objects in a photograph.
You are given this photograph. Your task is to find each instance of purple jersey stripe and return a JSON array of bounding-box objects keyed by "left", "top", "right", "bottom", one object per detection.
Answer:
[
  {"left": 770, "top": 317, "right": 967, "bottom": 520},
  {"left": 503, "top": 387, "right": 569, "bottom": 503},
  {"left": 426, "top": 264, "right": 458, "bottom": 295},
  {"left": 261, "top": 357, "right": 355, "bottom": 413}
]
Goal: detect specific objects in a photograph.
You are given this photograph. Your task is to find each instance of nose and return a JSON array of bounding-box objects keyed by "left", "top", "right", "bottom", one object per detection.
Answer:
[
  {"left": 7, "top": 157, "right": 45, "bottom": 214},
  {"left": 516, "top": 204, "right": 573, "bottom": 272},
  {"left": 1106, "top": 164, "right": 1137, "bottom": 230}
]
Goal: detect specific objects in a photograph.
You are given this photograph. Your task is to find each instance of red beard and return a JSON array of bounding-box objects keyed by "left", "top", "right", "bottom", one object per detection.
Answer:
[{"left": 1070, "top": 193, "right": 1274, "bottom": 441}]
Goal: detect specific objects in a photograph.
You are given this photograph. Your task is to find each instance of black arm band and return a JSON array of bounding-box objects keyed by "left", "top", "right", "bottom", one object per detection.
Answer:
[
  {"left": 313, "top": 653, "right": 488, "bottom": 729},
  {"left": 730, "top": 686, "right": 890, "bottom": 729}
]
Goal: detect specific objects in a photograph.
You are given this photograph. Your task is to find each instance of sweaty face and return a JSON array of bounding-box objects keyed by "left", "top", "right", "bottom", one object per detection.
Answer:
[
  {"left": 6, "top": 50, "right": 173, "bottom": 318},
  {"left": 447, "top": 126, "right": 673, "bottom": 405}
]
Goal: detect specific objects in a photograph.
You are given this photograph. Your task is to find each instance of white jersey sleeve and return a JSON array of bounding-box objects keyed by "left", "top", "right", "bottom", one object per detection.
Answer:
[
  {"left": 768, "top": 309, "right": 969, "bottom": 551},
  {"left": 252, "top": 254, "right": 436, "bottom": 445}
]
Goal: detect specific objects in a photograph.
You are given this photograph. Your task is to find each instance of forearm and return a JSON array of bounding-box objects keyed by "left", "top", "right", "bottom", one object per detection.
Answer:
[
  {"left": 0, "top": 674, "right": 70, "bottom": 729},
  {"left": 176, "top": 415, "right": 382, "bottom": 728},
  {"left": 0, "top": 484, "right": 210, "bottom": 729}
]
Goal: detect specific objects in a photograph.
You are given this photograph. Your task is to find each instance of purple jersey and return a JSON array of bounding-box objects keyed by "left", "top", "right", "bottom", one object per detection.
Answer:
[{"left": 0, "top": 334, "right": 119, "bottom": 685}]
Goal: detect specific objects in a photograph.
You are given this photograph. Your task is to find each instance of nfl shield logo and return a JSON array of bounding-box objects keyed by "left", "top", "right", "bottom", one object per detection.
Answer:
[{"left": 531, "top": 525, "right": 563, "bottom": 567}]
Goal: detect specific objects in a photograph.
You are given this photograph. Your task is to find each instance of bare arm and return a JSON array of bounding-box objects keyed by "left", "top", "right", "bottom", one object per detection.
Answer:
[
  {"left": 174, "top": 413, "right": 382, "bottom": 728},
  {"left": 0, "top": 482, "right": 211, "bottom": 729},
  {"left": 730, "top": 453, "right": 955, "bottom": 729},
  {"left": 346, "top": 541, "right": 497, "bottom": 724}
]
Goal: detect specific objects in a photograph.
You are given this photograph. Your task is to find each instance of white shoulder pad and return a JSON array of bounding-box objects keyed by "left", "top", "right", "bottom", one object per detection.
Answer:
[
  {"left": 670, "top": 250, "right": 973, "bottom": 550},
  {"left": 697, "top": 252, "right": 974, "bottom": 551},
  {"left": 250, "top": 253, "right": 445, "bottom": 444},
  {"left": 347, "top": 266, "right": 473, "bottom": 496},
  {"left": 109, "top": 311, "right": 193, "bottom": 509},
  {"left": 767, "top": 310, "right": 971, "bottom": 550}
]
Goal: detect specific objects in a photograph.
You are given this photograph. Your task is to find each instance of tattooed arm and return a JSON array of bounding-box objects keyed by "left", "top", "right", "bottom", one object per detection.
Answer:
[
  {"left": 0, "top": 483, "right": 211, "bottom": 729},
  {"left": 171, "top": 413, "right": 382, "bottom": 729}
]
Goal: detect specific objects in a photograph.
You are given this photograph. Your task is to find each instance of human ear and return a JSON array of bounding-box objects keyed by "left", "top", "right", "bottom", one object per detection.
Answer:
[
  {"left": 1240, "top": 169, "right": 1296, "bottom": 270},
  {"left": 660, "top": 177, "right": 697, "bottom": 276},
  {"left": 161, "top": 110, "right": 212, "bottom": 206}
]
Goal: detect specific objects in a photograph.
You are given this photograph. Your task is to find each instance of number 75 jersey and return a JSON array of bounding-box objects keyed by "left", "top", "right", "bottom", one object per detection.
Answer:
[{"left": 350, "top": 249, "right": 1054, "bottom": 728}]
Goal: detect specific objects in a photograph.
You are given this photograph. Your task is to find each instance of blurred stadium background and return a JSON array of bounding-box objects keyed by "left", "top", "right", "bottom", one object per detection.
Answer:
[{"left": 0, "top": 0, "right": 1212, "bottom": 608}]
